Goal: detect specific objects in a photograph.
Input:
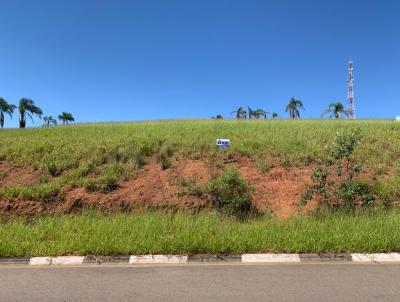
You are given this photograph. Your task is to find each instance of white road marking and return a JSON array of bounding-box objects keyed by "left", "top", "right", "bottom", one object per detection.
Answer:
[
  {"left": 129, "top": 255, "right": 188, "bottom": 264},
  {"left": 52, "top": 256, "right": 85, "bottom": 265},
  {"left": 242, "top": 254, "right": 301, "bottom": 263}
]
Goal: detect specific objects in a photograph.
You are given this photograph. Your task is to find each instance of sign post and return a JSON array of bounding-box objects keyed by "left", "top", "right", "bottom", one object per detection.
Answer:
[{"left": 216, "top": 139, "right": 230, "bottom": 149}]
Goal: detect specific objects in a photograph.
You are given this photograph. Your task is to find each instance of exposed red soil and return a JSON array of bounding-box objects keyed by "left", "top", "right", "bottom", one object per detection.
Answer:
[
  {"left": 237, "top": 159, "right": 313, "bottom": 218},
  {"left": 0, "top": 161, "right": 42, "bottom": 187},
  {"left": 61, "top": 159, "right": 217, "bottom": 213},
  {"left": 0, "top": 157, "right": 317, "bottom": 218}
]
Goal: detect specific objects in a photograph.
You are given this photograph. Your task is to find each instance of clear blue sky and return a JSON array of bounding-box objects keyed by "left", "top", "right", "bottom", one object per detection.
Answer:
[{"left": 1, "top": 0, "right": 399, "bottom": 127}]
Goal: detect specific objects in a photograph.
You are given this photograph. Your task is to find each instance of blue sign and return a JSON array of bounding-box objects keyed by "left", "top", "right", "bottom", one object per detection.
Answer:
[{"left": 216, "top": 139, "right": 230, "bottom": 148}]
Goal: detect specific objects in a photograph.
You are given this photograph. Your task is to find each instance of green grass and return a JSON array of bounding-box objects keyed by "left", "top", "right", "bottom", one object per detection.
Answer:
[
  {"left": 1, "top": 210, "right": 400, "bottom": 257},
  {"left": 1, "top": 119, "right": 400, "bottom": 169},
  {"left": 1, "top": 119, "right": 400, "bottom": 202}
]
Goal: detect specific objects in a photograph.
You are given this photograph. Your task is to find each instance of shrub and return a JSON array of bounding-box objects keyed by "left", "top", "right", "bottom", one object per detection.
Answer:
[
  {"left": 304, "top": 128, "right": 376, "bottom": 210},
  {"left": 328, "top": 129, "right": 361, "bottom": 163},
  {"left": 208, "top": 167, "right": 254, "bottom": 217},
  {"left": 337, "top": 180, "right": 375, "bottom": 208}
]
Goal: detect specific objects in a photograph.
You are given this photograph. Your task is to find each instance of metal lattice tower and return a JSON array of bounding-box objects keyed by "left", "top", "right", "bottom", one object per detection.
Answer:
[{"left": 347, "top": 60, "right": 355, "bottom": 118}]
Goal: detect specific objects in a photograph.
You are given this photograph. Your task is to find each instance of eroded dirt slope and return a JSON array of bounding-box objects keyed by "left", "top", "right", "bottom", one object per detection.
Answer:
[{"left": 0, "top": 158, "right": 313, "bottom": 218}]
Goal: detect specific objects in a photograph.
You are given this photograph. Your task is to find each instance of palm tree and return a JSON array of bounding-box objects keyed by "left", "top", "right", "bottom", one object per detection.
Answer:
[
  {"left": 18, "top": 98, "right": 43, "bottom": 128},
  {"left": 0, "top": 98, "right": 16, "bottom": 128},
  {"left": 254, "top": 108, "right": 269, "bottom": 119},
  {"left": 272, "top": 112, "right": 278, "bottom": 119},
  {"left": 248, "top": 107, "right": 256, "bottom": 119},
  {"left": 231, "top": 107, "right": 247, "bottom": 119},
  {"left": 285, "top": 98, "right": 304, "bottom": 119},
  {"left": 321, "top": 102, "right": 351, "bottom": 119},
  {"left": 248, "top": 107, "right": 268, "bottom": 119},
  {"left": 43, "top": 116, "right": 57, "bottom": 127},
  {"left": 58, "top": 112, "right": 75, "bottom": 125}
]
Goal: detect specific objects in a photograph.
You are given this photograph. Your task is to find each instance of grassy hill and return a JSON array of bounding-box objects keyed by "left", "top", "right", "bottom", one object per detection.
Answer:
[
  {"left": 0, "top": 119, "right": 400, "bottom": 216},
  {"left": 1, "top": 119, "right": 400, "bottom": 256}
]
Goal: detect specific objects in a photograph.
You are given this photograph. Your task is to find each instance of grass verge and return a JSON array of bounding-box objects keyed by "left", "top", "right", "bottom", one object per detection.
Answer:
[{"left": 1, "top": 209, "right": 400, "bottom": 257}]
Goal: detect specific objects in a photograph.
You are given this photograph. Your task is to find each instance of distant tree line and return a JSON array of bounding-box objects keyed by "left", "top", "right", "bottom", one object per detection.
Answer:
[
  {"left": 0, "top": 97, "right": 74, "bottom": 128},
  {"left": 217, "top": 98, "right": 353, "bottom": 120}
]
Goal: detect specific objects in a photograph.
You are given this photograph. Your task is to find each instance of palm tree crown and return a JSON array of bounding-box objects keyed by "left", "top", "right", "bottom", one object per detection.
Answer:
[
  {"left": 43, "top": 116, "right": 57, "bottom": 127},
  {"left": 321, "top": 102, "right": 351, "bottom": 119},
  {"left": 285, "top": 98, "right": 304, "bottom": 119},
  {"left": 58, "top": 112, "right": 75, "bottom": 125},
  {"left": 231, "top": 107, "right": 247, "bottom": 119},
  {"left": 18, "top": 98, "right": 43, "bottom": 128},
  {"left": 248, "top": 107, "right": 269, "bottom": 119},
  {"left": 0, "top": 98, "right": 16, "bottom": 128}
]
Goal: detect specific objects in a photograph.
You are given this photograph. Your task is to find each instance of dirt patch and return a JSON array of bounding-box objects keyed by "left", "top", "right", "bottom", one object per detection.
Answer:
[
  {"left": 0, "top": 158, "right": 314, "bottom": 218},
  {"left": 0, "top": 161, "right": 42, "bottom": 187},
  {"left": 62, "top": 159, "right": 215, "bottom": 213},
  {"left": 237, "top": 158, "right": 313, "bottom": 218},
  {"left": 0, "top": 199, "right": 45, "bottom": 217}
]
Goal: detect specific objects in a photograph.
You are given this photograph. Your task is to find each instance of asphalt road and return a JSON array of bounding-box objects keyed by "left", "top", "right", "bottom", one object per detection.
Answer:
[{"left": 1, "top": 264, "right": 400, "bottom": 302}]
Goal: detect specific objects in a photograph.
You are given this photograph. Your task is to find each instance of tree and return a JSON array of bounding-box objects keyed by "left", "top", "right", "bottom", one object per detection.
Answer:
[
  {"left": 248, "top": 107, "right": 268, "bottom": 119},
  {"left": 18, "top": 98, "right": 43, "bottom": 128},
  {"left": 272, "top": 112, "right": 278, "bottom": 119},
  {"left": 231, "top": 107, "right": 247, "bottom": 119},
  {"left": 248, "top": 107, "right": 256, "bottom": 119},
  {"left": 285, "top": 98, "right": 304, "bottom": 119},
  {"left": 254, "top": 108, "right": 269, "bottom": 119},
  {"left": 321, "top": 102, "right": 351, "bottom": 119},
  {"left": 0, "top": 98, "right": 16, "bottom": 128},
  {"left": 43, "top": 116, "right": 57, "bottom": 127},
  {"left": 58, "top": 112, "right": 75, "bottom": 125}
]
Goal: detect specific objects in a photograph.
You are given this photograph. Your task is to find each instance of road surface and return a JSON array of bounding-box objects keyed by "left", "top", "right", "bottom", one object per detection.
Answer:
[{"left": 1, "top": 264, "right": 399, "bottom": 301}]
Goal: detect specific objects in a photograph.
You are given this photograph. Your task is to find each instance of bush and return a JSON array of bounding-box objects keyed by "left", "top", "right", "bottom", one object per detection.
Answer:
[
  {"left": 337, "top": 180, "right": 375, "bottom": 208},
  {"left": 208, "top": 167, "right": 254, "bottom": 217},
  {"left": 304, "top": 128, "right": 377, "bottom": 210}
]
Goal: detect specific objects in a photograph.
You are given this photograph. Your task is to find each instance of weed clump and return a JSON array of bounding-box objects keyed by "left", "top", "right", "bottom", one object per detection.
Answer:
[
  {"left": 44, "top": 160, "right": 62, "bottom": 177},
  {"left": 256, "top": 158, "right": 273, "bottom": 174},
  {"left": 157, "top": 142, "right": 174, "bottom": 170},
  {"left": 208, "top": 167, "right": 255, "bottom": 218},
  {"left": 83, "top": 164, "right": 124, "bottom": 193}
]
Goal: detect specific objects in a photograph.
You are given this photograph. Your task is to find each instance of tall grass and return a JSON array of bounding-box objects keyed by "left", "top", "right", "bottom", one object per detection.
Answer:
[
  {"left": 1, "top": 119, "right": 400, "bottom": 204},
  {"left": 1, "top": 210, "right": 400, "bottom": 257},
  {"left": 1, "top": 120, "right": 400, "bottom": 169}
]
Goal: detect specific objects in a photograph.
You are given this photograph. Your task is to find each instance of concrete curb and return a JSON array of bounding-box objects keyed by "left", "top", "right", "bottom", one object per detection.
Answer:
[{"left": 1, "top": 253, "right": 400, "bottom": 266}]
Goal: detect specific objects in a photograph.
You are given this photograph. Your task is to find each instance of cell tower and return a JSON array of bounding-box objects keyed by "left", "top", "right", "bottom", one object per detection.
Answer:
[{"left": 347, "top": 60, "right": 355, "bottom": 118}]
